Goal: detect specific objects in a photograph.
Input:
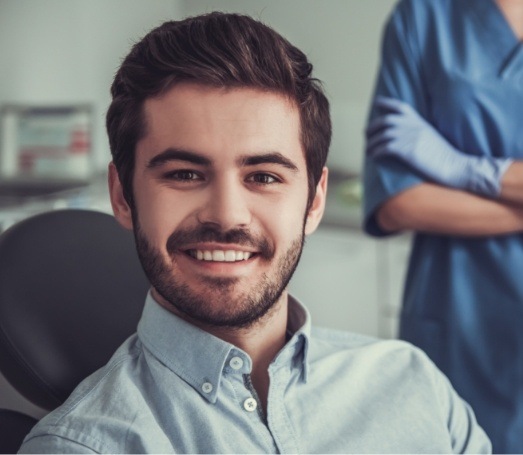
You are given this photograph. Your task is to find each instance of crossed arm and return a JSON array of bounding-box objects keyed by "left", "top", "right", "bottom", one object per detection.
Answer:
[
  {"left": 377, "top": 181, "right": 523, "bottom": 237},
  {"left": 368, "top": 98, "right": 523, "bottom": 236}
]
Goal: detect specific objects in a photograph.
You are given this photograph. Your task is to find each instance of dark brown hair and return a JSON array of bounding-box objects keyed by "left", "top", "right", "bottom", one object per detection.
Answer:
[{"left": 106, "top": 12, "right": 331, "bottom": 209}]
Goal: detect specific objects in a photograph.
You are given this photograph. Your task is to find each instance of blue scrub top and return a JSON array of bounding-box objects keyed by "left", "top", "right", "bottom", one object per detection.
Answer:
[{"left": 363, "top": 0, "right": 523, "bottom": 452}]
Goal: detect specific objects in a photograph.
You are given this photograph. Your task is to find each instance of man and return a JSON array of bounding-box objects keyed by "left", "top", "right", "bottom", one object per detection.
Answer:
[{"left": 20, "top": 12, "right": 490, "bottom": 453}]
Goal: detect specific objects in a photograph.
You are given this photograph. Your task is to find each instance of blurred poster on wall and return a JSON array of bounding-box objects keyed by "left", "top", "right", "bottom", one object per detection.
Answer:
[{"left": 0, "top": 105, "right": 93, "bottom": 197}]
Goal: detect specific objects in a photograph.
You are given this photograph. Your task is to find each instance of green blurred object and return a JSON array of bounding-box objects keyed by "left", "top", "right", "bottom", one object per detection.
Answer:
[{"left": 337, "top": 178, "right": 362, "bottom": 206}]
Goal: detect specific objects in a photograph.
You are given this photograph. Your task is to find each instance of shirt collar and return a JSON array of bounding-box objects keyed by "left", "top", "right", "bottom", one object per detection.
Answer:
[
  {"left": 279, "top": 294, "right": 311, "bottom": 383},
  {"left": 137, "top": 292, "right": 312, "bottom": 403}
]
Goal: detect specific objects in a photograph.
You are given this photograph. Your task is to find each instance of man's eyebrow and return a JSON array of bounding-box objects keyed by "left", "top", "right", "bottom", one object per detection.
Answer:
[
  {"left": 240, "top": 153, "right": 299, "bottom": 172},
  {"left": 147, "top": 148, "right": 212, "bottom": 168}
]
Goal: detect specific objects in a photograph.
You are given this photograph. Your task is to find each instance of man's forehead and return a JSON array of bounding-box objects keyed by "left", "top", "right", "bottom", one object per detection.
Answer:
[
  {"left": 143, "top": 83, "right": 298, "bottom": 122},
  {"left": 138, "top": 83, "right": 304, "bottom": 165}
]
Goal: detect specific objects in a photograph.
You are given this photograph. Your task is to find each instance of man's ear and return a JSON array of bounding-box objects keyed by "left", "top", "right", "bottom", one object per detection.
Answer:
[
  {"left": 108, "top": 162, "right": 134, "bottom": 230},
  {"left": 305, "top": 167, "right": 328, "bottom": 235}
]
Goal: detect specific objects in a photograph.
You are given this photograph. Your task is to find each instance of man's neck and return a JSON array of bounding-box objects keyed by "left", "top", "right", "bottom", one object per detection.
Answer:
[
  {"left": 208, "top": 297, "right": 289, "bottom": 412},
  {"left": 153, "top": 288, "right": 289, "bottom": 413},
  {"left": 206, "top": 296, "right": 288, "bottom": 360}
]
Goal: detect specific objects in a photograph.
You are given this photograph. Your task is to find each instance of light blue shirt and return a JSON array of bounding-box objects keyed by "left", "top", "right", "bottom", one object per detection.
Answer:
[
  {"left": 363, "top": 0, "right": 523, "bottom": 452},
  {"left": 20, "top": 293, "right": 490, "bottom": 453}
]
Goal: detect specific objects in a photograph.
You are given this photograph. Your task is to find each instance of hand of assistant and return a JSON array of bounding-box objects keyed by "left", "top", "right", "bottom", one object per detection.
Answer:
[{"left": 366, "top": 97, "right": 512, "bottom": 197}]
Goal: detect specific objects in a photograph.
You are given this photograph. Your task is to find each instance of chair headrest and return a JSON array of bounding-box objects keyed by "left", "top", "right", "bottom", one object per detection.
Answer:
[{"left": 0, "top": 209, "right": 149, "bottom": 411}]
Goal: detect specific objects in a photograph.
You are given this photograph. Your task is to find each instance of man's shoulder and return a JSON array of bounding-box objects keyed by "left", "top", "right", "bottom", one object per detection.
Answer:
[
  {"left": 310, "top": 325, "right": 433, "bottom": 360},
  {"left": 19, "top": 335, "right": 152, "bottom": 453},
  {"left": 310, "top": 325, "right": 379, "bottom": 346},
  {"left": 309, "top": 326, "right": 438, "bottom": 379},
  {"left": 311, "top": 325, "right": 412, "bottom": 352},
  {"left": 304, "top": 326, "right": 491, "bottom": 453}
]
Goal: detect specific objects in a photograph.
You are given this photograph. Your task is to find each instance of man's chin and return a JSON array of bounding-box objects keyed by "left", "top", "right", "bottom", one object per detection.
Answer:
[
  {"left": 198, "top": 275, "right": 240, "bottom": 288},
  {"left": 153, "top": 285, "right": 280, "bottom": 329}
]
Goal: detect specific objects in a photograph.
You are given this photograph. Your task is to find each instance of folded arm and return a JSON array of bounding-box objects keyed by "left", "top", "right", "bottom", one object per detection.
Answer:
[
  {"left": 367, "top": 97, "right": 523, "bottom": 236},
  {"left": 377, "top": 183, "right": 523, "bottom": 236},
  {"left": 367, "top": 97, "right": 521, "bottom": 204},
  {"left": 499, "top": 161, "right": 523, "bottom": 206}
]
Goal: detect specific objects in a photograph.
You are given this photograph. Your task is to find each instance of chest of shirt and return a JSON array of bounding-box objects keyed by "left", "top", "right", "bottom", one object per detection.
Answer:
[{"left": 113, "top": 352, "right": 454, "bottom": 453}]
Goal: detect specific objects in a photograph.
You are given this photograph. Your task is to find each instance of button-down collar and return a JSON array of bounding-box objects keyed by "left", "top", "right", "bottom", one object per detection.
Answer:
[{"left": 137, "top": 292, "right": 311, "bottom": 403}]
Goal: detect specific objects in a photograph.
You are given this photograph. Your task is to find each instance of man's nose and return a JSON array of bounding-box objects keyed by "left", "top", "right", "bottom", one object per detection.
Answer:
[{"left": 196, "top": 178, "right": 252, "bottom": 230}]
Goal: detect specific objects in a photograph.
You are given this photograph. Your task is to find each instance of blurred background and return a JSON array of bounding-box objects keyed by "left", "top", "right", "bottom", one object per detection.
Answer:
[{"left": 0, "top": 0, "right": 411, "bottom": 417}]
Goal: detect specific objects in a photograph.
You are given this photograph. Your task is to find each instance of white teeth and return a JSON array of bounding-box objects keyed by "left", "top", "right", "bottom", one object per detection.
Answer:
[
  {"left": 189, "top": 249, "right": 253, "bottom": 262},
  {"left": 224, "top": 251, "right": 236, "bottom": 262},
  {"left": 212, "top": 250, "right": 225, "bottom": 261}
]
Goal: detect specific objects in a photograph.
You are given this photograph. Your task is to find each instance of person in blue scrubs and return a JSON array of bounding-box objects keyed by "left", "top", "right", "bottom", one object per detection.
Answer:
[{"left": 364, "top": 0, "right": 523, "bottom": 452}]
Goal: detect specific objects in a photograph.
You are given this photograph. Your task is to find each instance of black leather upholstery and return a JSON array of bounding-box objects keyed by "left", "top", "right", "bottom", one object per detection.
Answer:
[
  {"left": 0, "top": 209, "right": 149, "bottom": 412},
  {"left": 0, "top": 409, "right": 38, "bottom": 453}
]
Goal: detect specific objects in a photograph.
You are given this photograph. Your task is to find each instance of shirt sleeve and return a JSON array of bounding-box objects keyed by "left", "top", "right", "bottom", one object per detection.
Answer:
[
  {"left": 363, "top": 0, "right": 430, "bottom": 236},
  {"left": 431, "top": 363, "right": 492, "bottom": 454}
]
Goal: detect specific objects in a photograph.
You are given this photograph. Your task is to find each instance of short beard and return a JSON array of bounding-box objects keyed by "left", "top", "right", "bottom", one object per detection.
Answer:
[{"left": 133, "top": 221, "right": 305, "bottom": 329}]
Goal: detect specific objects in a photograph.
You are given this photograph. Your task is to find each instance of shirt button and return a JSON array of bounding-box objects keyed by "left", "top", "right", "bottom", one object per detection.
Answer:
[
  {"left": 243, "top": 397, "right": 257, "bottom": 412},
  {"left": 229, "top": 356, "right": 244, "bottom": 370},
  {"left": 202, "top": 382, "right": 213, "bottom": 394}
]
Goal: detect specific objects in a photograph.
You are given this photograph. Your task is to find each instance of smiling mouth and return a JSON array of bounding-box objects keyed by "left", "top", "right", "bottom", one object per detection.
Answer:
[{"left": 185, "top": 249, "right": 255, "bottom": 262}]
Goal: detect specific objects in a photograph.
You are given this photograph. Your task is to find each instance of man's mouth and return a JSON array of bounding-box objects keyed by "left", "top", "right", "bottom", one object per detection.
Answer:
[{"left": 185, "top": 249, "right": 254, "bottom": 262}]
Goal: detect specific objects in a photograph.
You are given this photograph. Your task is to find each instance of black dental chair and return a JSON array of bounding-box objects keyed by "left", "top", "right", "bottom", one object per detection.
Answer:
[{"left": 0, "top": 209, "right": 149, "bottom": 453}]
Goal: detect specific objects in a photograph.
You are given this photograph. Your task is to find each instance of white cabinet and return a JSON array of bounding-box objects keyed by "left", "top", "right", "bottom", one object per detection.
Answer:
[
  {"left": 289, "top": 227, "right": 411, "bottom": 339},
  {"left": 289, "top": 227, "right": 380, "bottom": 337},
  {"left": 375, "top": 234, "right": 411, "bottom": 338}
]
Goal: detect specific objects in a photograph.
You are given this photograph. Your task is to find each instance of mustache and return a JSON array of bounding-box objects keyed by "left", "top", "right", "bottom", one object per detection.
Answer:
[{"left": 166, "top": 226, "right": 273, "bottom": 259}]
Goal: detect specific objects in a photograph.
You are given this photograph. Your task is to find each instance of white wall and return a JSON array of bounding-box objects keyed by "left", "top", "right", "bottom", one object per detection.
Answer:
[
  {"left": 180, "top": 0, "right": 396, "bottom": 173},
  {"left": 0, "top": 0, "right": 180, "bottom": 170},
  {"left": 0, "top": 0, "right": 396, "bottom": 174}
]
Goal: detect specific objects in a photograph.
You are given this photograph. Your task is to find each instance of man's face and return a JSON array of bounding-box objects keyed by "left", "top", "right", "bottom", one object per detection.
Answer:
[{"left": 110, "top": 83, "right": 326, "bottom": 329}]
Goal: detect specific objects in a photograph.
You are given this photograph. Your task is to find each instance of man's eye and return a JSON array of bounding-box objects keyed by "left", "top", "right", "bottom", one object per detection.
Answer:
[
  {"left": 165, "top": 170, "right": 201, "bottom": 181},
  {"left": 248, "top": 173, "right": 280, "bottom": 184}
]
